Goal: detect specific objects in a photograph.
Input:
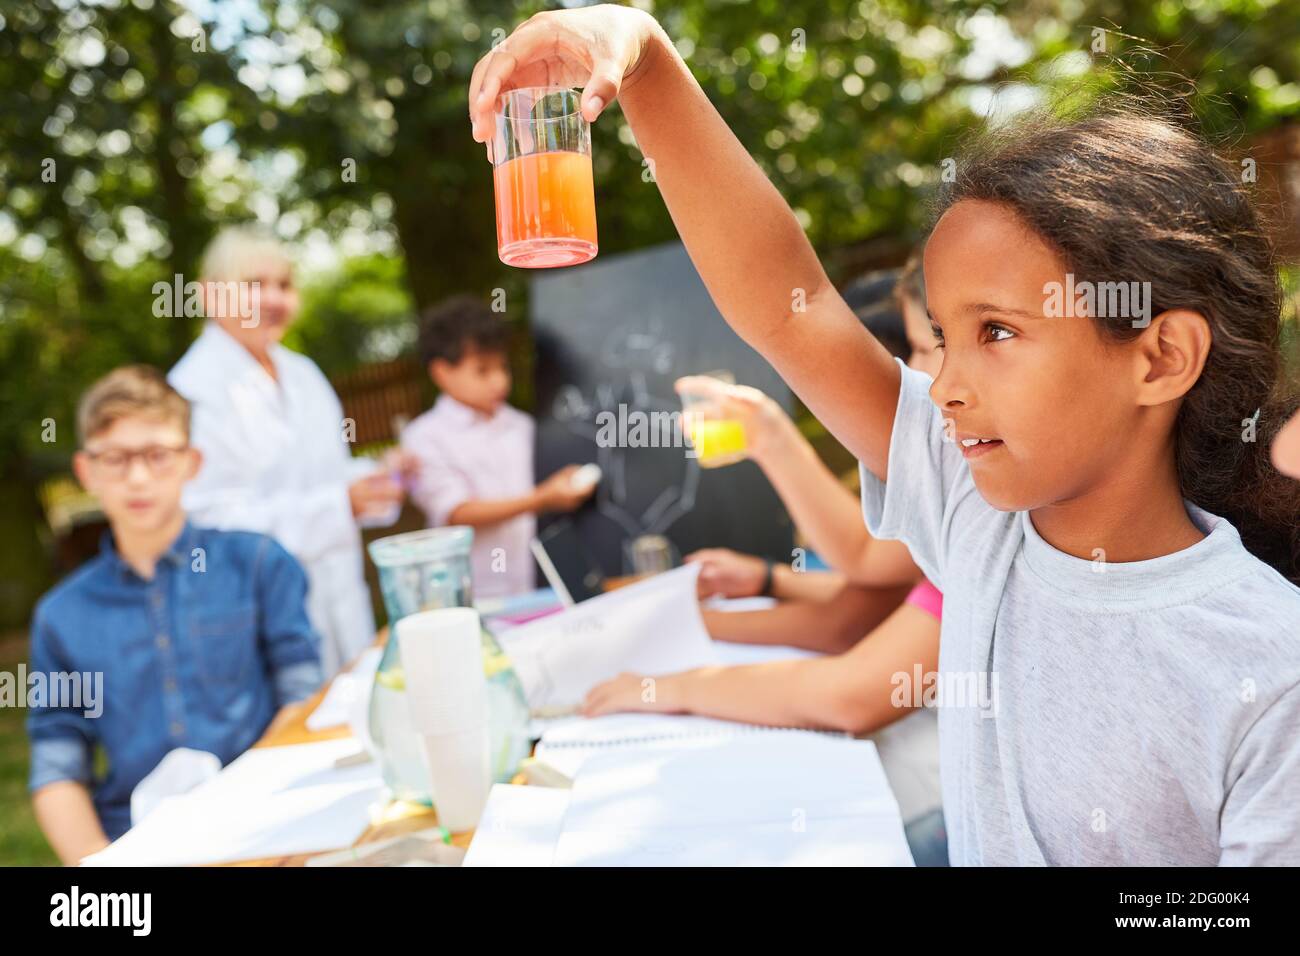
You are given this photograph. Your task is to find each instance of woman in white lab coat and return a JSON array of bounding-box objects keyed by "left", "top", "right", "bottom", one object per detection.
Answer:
[{"left": 169, "top": 226, "right": 405, "bottom": 676}]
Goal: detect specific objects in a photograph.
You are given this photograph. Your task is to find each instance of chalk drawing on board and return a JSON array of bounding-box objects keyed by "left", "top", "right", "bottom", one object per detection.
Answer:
[
  {"left": 532, "top": 240, "right": 794, "bottom": 570},
  {"left": 549, "top": 318, "right": 701, "bottom": 547}
]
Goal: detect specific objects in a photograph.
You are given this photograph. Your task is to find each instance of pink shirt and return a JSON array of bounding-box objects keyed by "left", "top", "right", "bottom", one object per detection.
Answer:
[
  {"left": 401, "top": 395, "right": 536, "bottom": 599},
  {"left": 904, "top": 579, "right": 943, "bottom": 620}
]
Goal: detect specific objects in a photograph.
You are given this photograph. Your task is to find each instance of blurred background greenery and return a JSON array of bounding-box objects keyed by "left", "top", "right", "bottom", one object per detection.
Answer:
[{"left": 0, "top": 0, "right": 1297, "bottom": 863}]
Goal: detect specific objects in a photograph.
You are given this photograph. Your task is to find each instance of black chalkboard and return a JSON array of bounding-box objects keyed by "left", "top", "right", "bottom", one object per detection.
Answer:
[{"left": 531, "top": 240, "right": 795, "bottom": 577}]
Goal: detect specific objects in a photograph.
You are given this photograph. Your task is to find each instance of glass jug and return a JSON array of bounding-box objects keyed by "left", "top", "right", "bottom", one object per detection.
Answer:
[{"left": 366, "top": 527, "right": 532, "bottom": 804}]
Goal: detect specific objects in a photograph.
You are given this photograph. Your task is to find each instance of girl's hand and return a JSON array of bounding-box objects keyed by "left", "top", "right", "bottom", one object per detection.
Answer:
[
  {"left": 468, "top": 5, "right": 661, "bottom": 149},
  {"left": 583, "top": 671, "right": 663, "bottom": 717},
  {"left": 686, "top": 547, "right": 768, "bottom": 598},
  {"left": 674, "top": 375, "right": 796, "bottom": 465}
]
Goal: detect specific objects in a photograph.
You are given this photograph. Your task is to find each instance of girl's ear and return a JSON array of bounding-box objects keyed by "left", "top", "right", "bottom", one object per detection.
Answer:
[{"left": 1134, "top": 309, "right": 1212, "bottom": 407}]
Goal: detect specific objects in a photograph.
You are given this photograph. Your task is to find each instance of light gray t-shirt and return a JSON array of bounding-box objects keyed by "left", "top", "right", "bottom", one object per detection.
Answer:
[{"left": 860, "top": 359, "right": 1300, "bottom": 865}]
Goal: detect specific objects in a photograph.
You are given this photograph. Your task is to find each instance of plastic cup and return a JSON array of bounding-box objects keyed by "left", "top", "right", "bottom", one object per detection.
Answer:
[
  {"left": 419, "top": 727, "right": 491, "bottom": 832},
  {"left": 396, "top": 608, "right": 492, "bottom": 830}
]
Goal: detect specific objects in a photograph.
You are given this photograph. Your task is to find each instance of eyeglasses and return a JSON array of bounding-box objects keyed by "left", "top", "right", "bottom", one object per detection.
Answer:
[{"left": 84, "top": 444, "right": 189, "bottom": 479}]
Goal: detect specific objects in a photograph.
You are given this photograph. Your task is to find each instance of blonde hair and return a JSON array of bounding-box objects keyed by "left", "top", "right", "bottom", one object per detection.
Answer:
[
  {"left": 199, "top": 224, "right": 293, "bottom": 284},
  {"left": 77, "top": 366, "right": 190, "bottom": 445}
]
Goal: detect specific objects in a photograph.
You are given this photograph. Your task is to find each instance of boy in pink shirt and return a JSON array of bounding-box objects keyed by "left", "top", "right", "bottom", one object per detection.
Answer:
[{"left": 401, "top": 296, "right": 593, "bottom": 598}]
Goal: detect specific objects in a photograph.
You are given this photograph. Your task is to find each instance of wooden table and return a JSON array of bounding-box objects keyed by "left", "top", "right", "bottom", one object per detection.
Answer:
[{"left": 226, "top": 652, "right": 476, "bottom": 867}]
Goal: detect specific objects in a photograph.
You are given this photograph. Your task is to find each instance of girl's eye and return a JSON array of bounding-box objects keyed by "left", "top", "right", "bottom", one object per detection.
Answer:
[
  {"left": 930, "top": 326, "right": 946, "bottom": 349},
  {"left": 985, "top": 323, "right": 1015, "bottom": 343}
]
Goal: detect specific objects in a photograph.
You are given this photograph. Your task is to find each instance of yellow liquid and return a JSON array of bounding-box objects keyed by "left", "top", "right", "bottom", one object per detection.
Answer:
[
  {"left": 373, "top": 642, "right": 511, "bottom": 691},
  {"left": 689, "top": 419, "right": 748, "bottom": 468}
]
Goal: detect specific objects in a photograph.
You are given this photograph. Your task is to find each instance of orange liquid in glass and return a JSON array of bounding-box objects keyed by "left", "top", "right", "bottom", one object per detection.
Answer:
[{"left": 494, "top": 150, "right": 598, "bottom": 269}]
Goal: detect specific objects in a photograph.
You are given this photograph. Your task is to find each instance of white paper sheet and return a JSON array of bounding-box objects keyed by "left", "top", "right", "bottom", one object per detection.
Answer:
[
  {"left": 305, "top": 647, "right": 382, "bottom": 732},
  {"left": 461, "top": 784, "right": 570, "bottom": 867},
  {"left": 496, "top": 565, "right": 719, "bottom": 712},
  {"left": 81, "top": 739, "right": 384, "bottom": 866},
  {"left": 553, "top": 734, "right": 914, "bottom": 867},
  {"left": 533, "top": 712, "right": 846, "bottom": 780}
]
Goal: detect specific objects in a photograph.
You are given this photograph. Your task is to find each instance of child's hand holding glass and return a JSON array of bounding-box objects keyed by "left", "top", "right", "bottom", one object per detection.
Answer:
[
  {"left": 468, "top": 5, "right": 660, "bottom": 146},
  {"left": 674, "top": 375, "right": 799, "bottom": 468}
]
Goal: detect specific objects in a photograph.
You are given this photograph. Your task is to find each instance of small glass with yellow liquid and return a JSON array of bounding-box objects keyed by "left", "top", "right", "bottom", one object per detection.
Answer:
[{"left": 681, "top": 370, "right": 749, "bottom": 468}]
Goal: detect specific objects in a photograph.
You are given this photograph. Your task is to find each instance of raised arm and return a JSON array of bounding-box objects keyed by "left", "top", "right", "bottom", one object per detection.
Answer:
[{"left": 469, "top": 5, "right": 901, "bottom": 479}]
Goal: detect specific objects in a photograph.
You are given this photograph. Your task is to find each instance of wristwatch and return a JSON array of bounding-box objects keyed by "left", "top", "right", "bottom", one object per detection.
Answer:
[{"left": 758, "top": 559, "right": 775, "bottom": 597}]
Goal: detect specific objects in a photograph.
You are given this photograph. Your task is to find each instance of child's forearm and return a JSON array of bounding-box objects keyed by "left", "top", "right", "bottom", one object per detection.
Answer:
[
  {"left": 670, "top": 603, "right": 938, "bottom": 734},
  {"left": 447, "top": 493, "right": 541, "bottom": 528},
  {"left": 755, "top": 422, "right": 884, "bottom": 576},
  {"left": 620, "top": 27, "right": 901, "bottom": 477},
  {"left": 657, "top": 657, "right": 876, "bottom": 733},
  {"left": 702, "top": 583, "right": 910, "bottom": 654},
  {"left": 703, "top": 601, "right": 861, "bottom": 653},
  {"left": 770, "top": 566, "right": 847, "bottom": 603},
  {"left": 754, "top": 424, "right": 922, "bottom": 587},
  {"left": 33, "top": 781, "right": 111, "bottom": 865}
]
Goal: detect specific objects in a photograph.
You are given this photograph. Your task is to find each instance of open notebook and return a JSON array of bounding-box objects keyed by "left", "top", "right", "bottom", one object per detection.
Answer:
[
  {"left": 535, "top": 712, "right": 842, "bottom": 778},
  {"left": 467, "top": 713, "right": 913, "bottom": 867}
]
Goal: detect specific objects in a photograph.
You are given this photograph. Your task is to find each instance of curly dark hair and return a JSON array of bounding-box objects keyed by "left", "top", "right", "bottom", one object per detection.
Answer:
[
  {"left": 417, "top": 294, "right": 511, "bottom": 369},
  {"left": 934, "top": 107, "right": 1300, "bottom": 584}
]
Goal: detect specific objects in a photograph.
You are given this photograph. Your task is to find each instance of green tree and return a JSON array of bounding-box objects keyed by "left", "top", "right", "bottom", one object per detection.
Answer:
[{"left": 1, "top": 0, "right": 1297, "bottom": 628}]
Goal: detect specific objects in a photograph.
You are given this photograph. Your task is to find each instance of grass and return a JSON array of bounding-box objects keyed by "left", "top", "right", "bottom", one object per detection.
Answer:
[{"left": 0, "top": 631, "right": 58, "bottom": 866}]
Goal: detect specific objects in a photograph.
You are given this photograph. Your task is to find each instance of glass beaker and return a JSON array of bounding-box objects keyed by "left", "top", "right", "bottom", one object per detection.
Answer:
[
  {"left": 492, "top": 87, "right": 598, "bottom": 269},
  {"left": 681, "top": 370, "right": 749, "bottom": 468}
]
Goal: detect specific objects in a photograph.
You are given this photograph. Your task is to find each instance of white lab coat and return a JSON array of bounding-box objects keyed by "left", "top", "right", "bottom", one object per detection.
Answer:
[{"left": 169, "top": 322, "right": 376, "bottom": 677}]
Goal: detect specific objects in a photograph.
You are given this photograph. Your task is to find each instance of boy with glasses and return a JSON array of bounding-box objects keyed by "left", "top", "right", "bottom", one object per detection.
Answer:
[{"left": 26, "top": 366, "right": 322, "bottom": 864}]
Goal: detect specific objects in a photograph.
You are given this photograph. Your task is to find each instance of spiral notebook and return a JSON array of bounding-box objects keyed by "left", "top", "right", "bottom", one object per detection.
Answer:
[
  {"left": 534, "top": 713, "right": 844, "bottom": 779},
  {"left": 469, "top": 715, "right": 912, "bottom": 866}
]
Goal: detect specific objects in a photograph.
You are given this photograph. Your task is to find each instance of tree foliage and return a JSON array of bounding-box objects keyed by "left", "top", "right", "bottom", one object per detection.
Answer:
[{"left": 0, "top": 0, "right": 1296, "bottom": 624}]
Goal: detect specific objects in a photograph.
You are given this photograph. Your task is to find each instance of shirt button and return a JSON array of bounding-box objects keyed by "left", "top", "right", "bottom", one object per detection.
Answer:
[
  {"left": 156, "top": 634, "right": 170, "bottom": 649},
  {"left": 170, "top": 721, "right": 184, "bottom": 737},
  {"left": 164, "top": 677, "right": 178, "bottom": 692}
]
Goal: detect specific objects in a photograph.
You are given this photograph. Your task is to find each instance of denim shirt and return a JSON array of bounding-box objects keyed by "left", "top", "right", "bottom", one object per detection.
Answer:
[{"left": 26, "top": 522, "right": 324, "bottom": 840}]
